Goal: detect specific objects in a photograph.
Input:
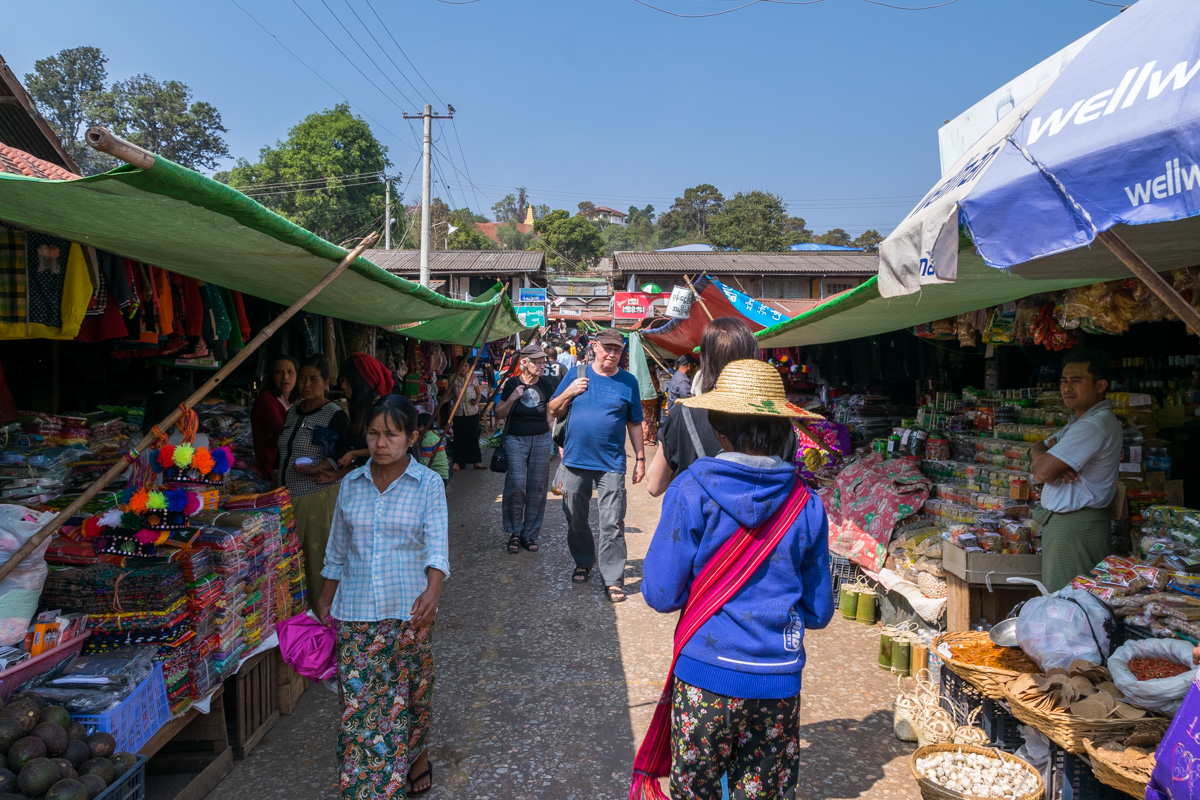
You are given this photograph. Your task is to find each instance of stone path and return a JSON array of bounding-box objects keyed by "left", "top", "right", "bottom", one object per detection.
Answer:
[{"left": 203, "top": 448, "right": 920, "bottom": 799}]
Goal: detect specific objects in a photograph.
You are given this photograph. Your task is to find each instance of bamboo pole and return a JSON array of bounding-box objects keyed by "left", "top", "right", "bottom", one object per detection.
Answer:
[
  {"left": 682, "top": 274, "right": 714, "bottom": 321},
  {"left": 85, "top": 127, "right": 154, "bottom": 170},
  {"left": 1097, "top": 229, "right": 1200, "bottom": 337},
  {"left": 0, "top": 231, "right": 379, "bottom": 583}
]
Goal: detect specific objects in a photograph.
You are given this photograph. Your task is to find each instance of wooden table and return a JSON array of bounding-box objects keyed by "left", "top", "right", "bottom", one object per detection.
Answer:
[{"left": 945, "top": 573, "right": 1040, "bottom": 631}]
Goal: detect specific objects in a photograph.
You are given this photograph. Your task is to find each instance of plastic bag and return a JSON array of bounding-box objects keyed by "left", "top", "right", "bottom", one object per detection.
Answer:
[
  {"left": 1015, "top": 587, "right": 1114, "bottom": 671},
  {"left": 0, "top": 505, "right": 55, "bottom": 647},
  {"left": 277, "top": 611, "right": 337, "bottom": 681},
  {"left": 1108, "top": 638, "right": 1196, "bottom": 716},
  {"left": 551, "top": 463, "right": 566, "bottom": 497}
]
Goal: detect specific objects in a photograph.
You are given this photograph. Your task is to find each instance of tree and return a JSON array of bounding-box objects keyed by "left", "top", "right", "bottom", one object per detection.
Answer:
[
  {"left": 536, "top": 212, "right": 604, "bottom": 272},
  {"left": 707, "top": 190, "right": 809, "bottom": 252},
  {"left": 673, "top": 184, "right": 724, "bottom": 238},
  {"left": 496, "top": 221, "right": 536, "bottom": 250},
  {"left": 602, "top": 204, "right": 657, "bottom": 255},
  {"left": 23, "top": 46, "right": 112, "bottom": 174},
  {"left": 97, "top": 75, "right": 229, "bottom": 171},
  {"left": 449, "top": 206, "right": 488, "bottom": 224},
  {"left": 815, "top": 228, "right": 853, "bottom": 247},
  {"left": 492, "top": 187, "right": 529, "bottom": 222},
  {"left": 853, "top": 229, "right": 884, "bottom": 252},
  {"left": 577, "top": 201, "right": 597, "bottom": 219},
  {"left": 224, "top": 104, "right": 390, "bottom": 244}
]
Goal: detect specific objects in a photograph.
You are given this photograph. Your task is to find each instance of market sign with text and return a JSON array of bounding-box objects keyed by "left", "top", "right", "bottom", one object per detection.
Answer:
[
  {"left": 613, "top": 291, "right": 670, "bottom": 319},
  {"left": 515, "top": 304, "right": 546, "bottom": 327}
]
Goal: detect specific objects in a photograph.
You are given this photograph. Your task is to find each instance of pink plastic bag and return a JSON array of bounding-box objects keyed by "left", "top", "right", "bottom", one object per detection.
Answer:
[{"left": 276, "top": 612, "right": 337, "bottom": 681}]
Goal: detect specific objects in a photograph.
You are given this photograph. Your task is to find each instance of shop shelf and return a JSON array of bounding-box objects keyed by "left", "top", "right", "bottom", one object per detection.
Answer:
[{"left": 73, "top": 663, "right": 171, "bottom": 754}]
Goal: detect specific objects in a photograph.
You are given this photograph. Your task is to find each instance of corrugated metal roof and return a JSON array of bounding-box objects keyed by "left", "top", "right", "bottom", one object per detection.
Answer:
[
  {"left": 612, "top": 251, "right": 878, "bottom": 276},
  {"left": 365, "top": 249, "right": 544, "bottom": 274},
  {"left": 0, "top": 54, "right": 78, "bottom": 173}
]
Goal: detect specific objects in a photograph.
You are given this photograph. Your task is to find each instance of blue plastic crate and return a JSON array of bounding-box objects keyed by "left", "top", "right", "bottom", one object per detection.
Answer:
[
  {"left": 981, "top": 697, "right": 1025, "bottom": 753},
  {"left": 830, "top": 555, "right": 861, "bottom": 601},
  {"left": 94, "top": 754, "right": 147, "bottom": 800},
  {"left": 1052, "top": 745, "right": 1125, "bottom": 800},
  {"left": 939, "top": 665, "right": 985, "bottom": 722},
  {"left": 73, "top": 663, "right": 170, "bottom": 755}
]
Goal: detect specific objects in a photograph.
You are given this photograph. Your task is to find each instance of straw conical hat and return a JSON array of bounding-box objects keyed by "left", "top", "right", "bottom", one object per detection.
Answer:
[{"left": 677, "top": 359, "right": 823, "bottom": 420}]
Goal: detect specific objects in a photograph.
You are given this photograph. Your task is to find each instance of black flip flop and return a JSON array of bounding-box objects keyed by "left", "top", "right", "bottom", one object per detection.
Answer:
[
  {"left": 571, "top": 566, "right": 591, "bottom": 583},
  {"left": 606, "top": 585, "right": 627, "bottom": 603},
  {"left": 520, "top": 538, "right": 539, "bottom": 552},
  {"left": 407, "top": 763, "right": 433, "bottom": 797},
  {"left": 506, "top": 534, "right": 521, "bottom": 554}
]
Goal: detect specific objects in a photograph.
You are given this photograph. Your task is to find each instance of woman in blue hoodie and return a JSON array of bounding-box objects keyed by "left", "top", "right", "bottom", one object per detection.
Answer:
[{"left": 639, "top": 359, "right": 834, "bottom": 800}]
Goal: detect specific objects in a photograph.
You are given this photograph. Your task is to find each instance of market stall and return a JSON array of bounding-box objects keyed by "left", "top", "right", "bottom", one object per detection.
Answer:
[{"left": 0, "top": 130, "right": 528, "bottom": 800}]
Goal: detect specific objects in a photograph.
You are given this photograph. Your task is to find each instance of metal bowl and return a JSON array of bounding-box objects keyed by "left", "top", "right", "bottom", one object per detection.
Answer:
[{"left": 989, "top": 617, "right": 1019, "bottom": 648}]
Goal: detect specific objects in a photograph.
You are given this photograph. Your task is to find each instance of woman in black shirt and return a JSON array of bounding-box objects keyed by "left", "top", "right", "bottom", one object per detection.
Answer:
[{"left": 495, "top": 344, "right": 557, "bottom": 554}]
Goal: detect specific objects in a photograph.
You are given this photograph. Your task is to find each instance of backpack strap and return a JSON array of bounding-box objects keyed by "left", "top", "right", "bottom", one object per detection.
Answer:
[{"left": 682, "top": 406, "right": 707, "bottom": 459}]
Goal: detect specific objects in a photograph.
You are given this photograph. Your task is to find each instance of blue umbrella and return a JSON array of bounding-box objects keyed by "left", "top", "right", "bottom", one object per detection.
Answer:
[{"left": 880, "top": 0, "right": 1200, "bottom": 331}]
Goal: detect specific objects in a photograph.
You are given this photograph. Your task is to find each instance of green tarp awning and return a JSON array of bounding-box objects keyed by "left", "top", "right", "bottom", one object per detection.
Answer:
[
  {"left": 755, "top": 248, "right": 1102, "bottom": 349},
  {"left": 0, "top": 157, "right": 528, "bottom": 345},
  {"left": 394, "top": 282, "right": 528, "bottom": 344}
]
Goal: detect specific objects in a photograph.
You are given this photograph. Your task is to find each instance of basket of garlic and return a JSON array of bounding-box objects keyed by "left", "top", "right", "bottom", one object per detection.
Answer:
[{"left": 910, "top": 744, "right": 1044, "bottom": 800}]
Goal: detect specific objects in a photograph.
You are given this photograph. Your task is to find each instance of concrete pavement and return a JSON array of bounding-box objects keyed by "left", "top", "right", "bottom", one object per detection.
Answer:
[{"left": 201, "top": 449, "right": 920, "bottom": 799}]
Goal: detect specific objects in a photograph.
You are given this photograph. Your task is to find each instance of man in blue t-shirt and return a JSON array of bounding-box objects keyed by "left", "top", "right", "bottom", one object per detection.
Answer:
[{"left": 549, "top": 328, "right": 645, "bottom": 602}]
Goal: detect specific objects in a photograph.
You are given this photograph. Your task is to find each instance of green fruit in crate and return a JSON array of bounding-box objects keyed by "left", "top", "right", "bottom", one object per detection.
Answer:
[
  {"left": 50, "top": 759, "right": 72, "bottom": 780},
  {"left": 0, "top": 768, "right": 14, "bottom": 794},
  {"left": 36, "top": 709, "right": 68, "bottom": 731},
  {"left": 32, "top": 725, "right": 67, "bottom": 758},
  {"left": 0, "top": 718, "right": 21, "bottom": 754},
  {"left": 83, "top": 734, "right": 113, "bottom": 761},
  {"left": 62, "top": 743, "right": 87, "bottom": 771},
  {"left": 77, "top": 774, "right": 105, "bottom": 800},
  {"left": 63, "top": 725, "right": 85, "bottom": 744},
  {"left": 7, "top": 737, "right": 46, "bottom": 770},
  {"left": 44, "top": 778, "right": 87, "bottom": 800},
  {"left": 109, "top": 753, "right": 135, "bottom": 779},
  {"left": 10, "top": 694, "right": 44, "bottom": 711},
  {"left": 1, "top": 702, "right": 38, "bottom": 735},
  {"left": 76, "top": 760, "right": 112, "bottom": 786},
  {"left": 18, "top": 757, "right": 59, "bottom": 796}
]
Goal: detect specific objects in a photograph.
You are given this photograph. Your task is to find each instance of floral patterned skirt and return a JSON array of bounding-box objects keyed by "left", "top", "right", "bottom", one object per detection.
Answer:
[
  {"left": 336, "top": 619, "right": 435, "bottom": 800},
  {"left": 670, "top": 678, "right": 800, "bottom": 799},
  {"left": 642, "top": 400, "right": 661, "bottom": 445}
]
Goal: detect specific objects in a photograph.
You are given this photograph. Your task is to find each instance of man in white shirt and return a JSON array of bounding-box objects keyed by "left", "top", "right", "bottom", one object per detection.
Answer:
[{"left": 1031, "top": 349, "right": 1123, "bottom": 592}]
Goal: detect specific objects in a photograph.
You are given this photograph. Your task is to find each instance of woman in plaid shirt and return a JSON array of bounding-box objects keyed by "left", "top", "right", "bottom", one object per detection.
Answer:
[{"left": 317, "top": 395, "right": 450, "bottom": 799}]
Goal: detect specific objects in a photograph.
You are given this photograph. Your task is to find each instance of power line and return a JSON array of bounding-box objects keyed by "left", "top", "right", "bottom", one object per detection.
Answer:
[
  {"left": 630, "top": 0, "right": 778, "bottom": 17},
  {"left": 337, "top": 0, "right": 428, "bottom": 105},
  {"left": 449, "top": 118, "right": 483, "bottom": 214},
  {"left": 362, "top": 0, "right": 448, "bottom": 107},
  {"left": 229, "top": 0, "right": 416, "bottom": 154},
  {"left": 228, "top": 171, "right": 383, "bottom": 192},
  {"left": 314, "top": 0, "right": 420, "bottom": 108},
  {"left": 858, "top": 0, "right": 960, "bottom": 8}
]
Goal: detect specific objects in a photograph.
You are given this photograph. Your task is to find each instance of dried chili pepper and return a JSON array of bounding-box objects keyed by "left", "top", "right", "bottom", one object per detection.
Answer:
[{"left": 1128, "top": 656, "right": 1189, "bottom": 681}]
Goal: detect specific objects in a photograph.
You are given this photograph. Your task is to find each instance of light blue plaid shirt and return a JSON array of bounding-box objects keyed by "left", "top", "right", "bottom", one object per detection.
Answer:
[{"left": 321, "top": 458, "right": 450, "bottom": 622}]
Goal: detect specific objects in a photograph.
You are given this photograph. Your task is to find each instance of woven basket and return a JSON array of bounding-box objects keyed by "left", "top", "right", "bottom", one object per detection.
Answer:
[
  {"left": 909, "top": 743, "right": 1044, "bottom": 800},
  {"left": 1083, "top": 738, "right": 1153, "bottom": 799},
  {"left": 932, "top": 631, "right": 1028, "bottom": 700},
  {"left": 1000, "top": 681, "right": 1169, "bottom": 754}
]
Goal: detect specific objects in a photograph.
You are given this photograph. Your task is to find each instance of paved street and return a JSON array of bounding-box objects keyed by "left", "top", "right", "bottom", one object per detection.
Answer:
[{"left": 204, "top": 448, "right": 919, "bottom": 800}]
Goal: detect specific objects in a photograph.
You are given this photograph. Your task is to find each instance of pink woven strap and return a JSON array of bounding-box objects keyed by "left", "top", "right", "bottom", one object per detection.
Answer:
[{"left": 630, "top": 479, "right": 811, "bottom": 799}]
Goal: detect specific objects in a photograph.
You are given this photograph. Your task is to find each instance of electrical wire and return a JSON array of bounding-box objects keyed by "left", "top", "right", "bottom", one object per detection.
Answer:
[
  {"left": 363, "top": 0, "right": 448, "bottom": 107},
  {"left": 315, "top": 0, "right": 420, "bottom": 108},
  {"left": 858, "top": 0, "right": 960, "bottom": 7},
  {"left": 630, "top": 0, "right": 773, "bottom": 17},
  {"left": 228, "top": 171, "right": 382, "bottom": 191},
  {"left": 449, "top": 118, "right": 483, "bottom": 214},
  {"left": 229, "top": 0, "right": 416, "bottom": 154},
  {"left": 339, "top": 0, "right": 429, "bottom": 104}
]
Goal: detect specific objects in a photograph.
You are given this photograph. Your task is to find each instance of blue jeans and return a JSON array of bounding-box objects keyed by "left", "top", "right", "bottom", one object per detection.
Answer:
[{"left": 502, "top": 432, "right": 553, "bottom": 540}]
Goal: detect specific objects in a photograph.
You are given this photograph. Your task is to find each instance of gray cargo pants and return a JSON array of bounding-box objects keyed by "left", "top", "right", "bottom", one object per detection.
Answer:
[{"left": 560, "top": 466, "right": 627, "bottom": 587}]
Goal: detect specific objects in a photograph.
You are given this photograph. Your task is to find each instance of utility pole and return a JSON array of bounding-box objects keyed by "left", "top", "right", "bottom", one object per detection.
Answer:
[
  {"left": 384, "top": 174, "right": 391, "bottom": 250},
  {"left": 403, "top": 104, "right": 454, "bottom": 287}
]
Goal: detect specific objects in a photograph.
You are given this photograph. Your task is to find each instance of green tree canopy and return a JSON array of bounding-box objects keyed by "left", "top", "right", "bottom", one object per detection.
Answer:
[
  {"left": 674, "top": 184, "right": 724, "bottom": 237},
  {"left": 496, "top": 221, "right": 536, "bottom": 250},
  {"left": 99, "top": 75, "right": 229, "bottom": 171},
  {"left": 707, "top": 190, "right": 809, "bottom": 252},
  {"left": 853, "top": 229, "right": 884, "bottom": 252},
  {"left": 536, "top": 212, "right": 603, "bottom": 272},
  {"left": 577, "top": 201, "right": 597, "bottom": 218},
  {"left": 23, "top": 46, "right": 111, "bottom": 174},
  {"left": 815, "top": 228, "right": 853, "bottom": 247},
  {"left": 492, "top": 187, "right": 529, "bottom": 222},
  {"left": 224, "top": 104, "right": 390, "bottom": 245}
]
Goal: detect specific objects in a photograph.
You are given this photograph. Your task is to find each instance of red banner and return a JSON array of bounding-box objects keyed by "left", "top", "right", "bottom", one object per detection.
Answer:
[{"left": 613, "top": 291, "right": 668, "bottom": 319}]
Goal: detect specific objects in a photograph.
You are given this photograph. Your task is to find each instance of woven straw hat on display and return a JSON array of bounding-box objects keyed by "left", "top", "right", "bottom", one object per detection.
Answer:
[{"left": 677, "top": 359, "right": 824, "bottom": 420}]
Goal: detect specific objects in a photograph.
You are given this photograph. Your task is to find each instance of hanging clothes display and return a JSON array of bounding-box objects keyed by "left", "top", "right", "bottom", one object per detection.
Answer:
[{"left": 0, "top": 223, "right": 93, "bottom": 340}]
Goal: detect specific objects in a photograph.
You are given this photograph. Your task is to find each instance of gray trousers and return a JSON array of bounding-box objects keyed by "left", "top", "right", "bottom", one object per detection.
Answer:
[
  {"left": 561, "top": 466, "right": 627, "bottom": 586},
  {"left": 502, "top": 431, "right": 554, "bottom": 540}
]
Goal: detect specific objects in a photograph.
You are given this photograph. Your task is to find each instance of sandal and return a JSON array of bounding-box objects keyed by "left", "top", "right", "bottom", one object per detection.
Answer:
[
  {"left": 571, "top": 566, "right": 591, "bottom": 583},
  {"left": 407, "top": 763, "right": 433, "bottom": 797},
  {"left": 606, "top": 585, "right": 627, "bottom": 603},
  {"left": 519, "top": 538, "right": 539, "bottom": 552},
  {"left": 506, "top": 534, "right": 521, "bottom": 554}
]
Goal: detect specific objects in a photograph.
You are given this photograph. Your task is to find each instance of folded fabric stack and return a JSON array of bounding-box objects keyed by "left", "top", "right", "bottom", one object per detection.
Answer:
[
  {"left": 191, "top": 515, "right": 250, "bottom": 679},
  {"left": 0, "top": 446, "right": 79, "bottom": 505},
  {"left": 155, "top": 635, "right": 197, "bottom": 716},
  {"left": 227, "top": 489, "right": 304, "bottom": 616}
]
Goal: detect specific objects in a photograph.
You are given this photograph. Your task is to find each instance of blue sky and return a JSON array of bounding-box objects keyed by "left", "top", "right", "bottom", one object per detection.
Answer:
[{"left": 4, "top": 0, "right": 1120, "bottom": 236}]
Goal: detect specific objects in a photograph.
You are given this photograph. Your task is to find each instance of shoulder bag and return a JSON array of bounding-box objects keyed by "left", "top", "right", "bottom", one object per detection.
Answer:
[
  {"left": 552, "top": 364, "right": 586, "bottom": 449},
  {"left": 489, "top": 382, "right": 513, "bottom": 473}
]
